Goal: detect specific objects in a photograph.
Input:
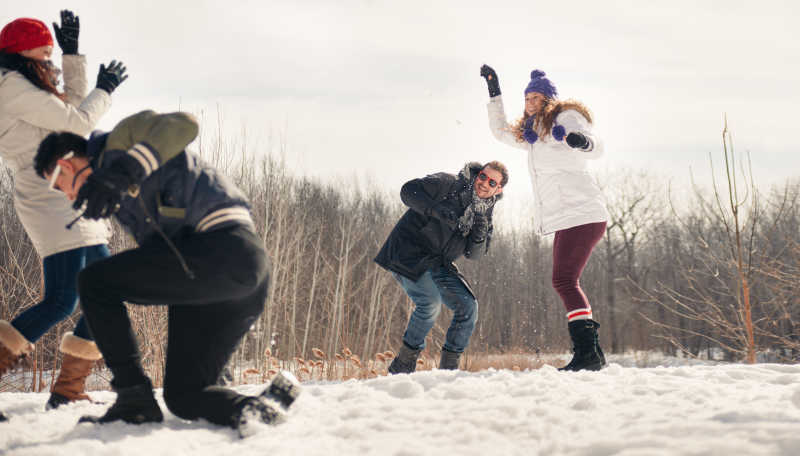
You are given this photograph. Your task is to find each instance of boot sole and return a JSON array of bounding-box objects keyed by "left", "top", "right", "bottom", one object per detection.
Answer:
[
  {"left": 261, "top": 371, "right": 301, "bottom": 409},
  {"left": 78, "top": 410, "right": 164, "bottom": 424},
  {"left": 558, "top": 362, "right": 604, "bottom": 372},
  {"left": 237, "top": 400, "right": 286, "bottom": 438}
]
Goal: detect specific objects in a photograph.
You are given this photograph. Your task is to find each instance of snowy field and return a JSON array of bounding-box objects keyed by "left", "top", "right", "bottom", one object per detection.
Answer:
[{"left": 2, "top": 354, "right": 800, "bottom": 456}]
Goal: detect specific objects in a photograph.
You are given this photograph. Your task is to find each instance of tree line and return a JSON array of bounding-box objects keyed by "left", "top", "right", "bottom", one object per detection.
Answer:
[{"left": 1, "top": 131, "right": 797, "bottom": 390}]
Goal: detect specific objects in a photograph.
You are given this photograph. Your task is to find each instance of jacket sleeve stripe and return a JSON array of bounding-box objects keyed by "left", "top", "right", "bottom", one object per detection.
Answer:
[
  {"left": 196, "top": 207, "right": 253, "bottom": 232},
  {"left": 127, "top": 143, "right": 159, "bottom": 176}
]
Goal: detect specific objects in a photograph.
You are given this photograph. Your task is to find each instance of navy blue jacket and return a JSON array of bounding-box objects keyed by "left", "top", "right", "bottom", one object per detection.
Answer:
[{"left": 87, "top": 111, "right": 253, "bottom": 245}]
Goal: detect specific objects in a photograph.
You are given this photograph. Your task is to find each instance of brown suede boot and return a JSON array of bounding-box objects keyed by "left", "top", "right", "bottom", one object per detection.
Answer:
[
  {"left": 0, "top": 320, "right": 34, "bottom": 379},
  {"left": 46, "top": 334, "right": 103, "bottom": 410}
]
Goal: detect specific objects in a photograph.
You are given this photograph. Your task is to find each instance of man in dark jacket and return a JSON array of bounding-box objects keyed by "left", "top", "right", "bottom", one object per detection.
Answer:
[
  {"left": 33, "top": 110, "right": 299, "bottom": 437},
  {"left": 375, "top": 161, "right": 508, "bottom": 373}
]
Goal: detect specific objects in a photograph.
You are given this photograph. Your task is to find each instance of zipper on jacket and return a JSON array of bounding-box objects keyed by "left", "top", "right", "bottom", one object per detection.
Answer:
[
  {"left": 529, "top": 145, "right": 545, "bottom": 234},
  {"left": 137, "top": 197, "right": 196, "bottom": 279},
  {"left": 440, "top": 231, "right": 460, "bottom": 265}
]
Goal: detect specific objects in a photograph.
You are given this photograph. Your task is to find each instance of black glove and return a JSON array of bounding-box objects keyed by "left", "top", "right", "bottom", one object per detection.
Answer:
[
  {"left": 470, "top": 214, "right": 489, "bottom": 243},
  {"left": 480, "top": 64, "right": 501, "bottom": 98},
  {"left": 426, "top": 203, "right": 459, "bottom": 230},
  {"left": 72, "top": 156, "right": 140, "bottom": 219},
  {"left": 96, "top": 60, "right": 128, "bottom": 94},
  {"left": 566, "top": 132, "right": 590, "bottom": 149},
  {"left": 53, "top": 10, "right": 79, "bottom": 55}
]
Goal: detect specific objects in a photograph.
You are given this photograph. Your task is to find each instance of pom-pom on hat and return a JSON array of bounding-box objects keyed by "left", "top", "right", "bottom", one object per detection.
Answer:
[
  {"left": 0, "top": 18, "right": 53, "bottom": 54},
  {"left": 524, "top": 70, "right": 557, "bottom": 98}
]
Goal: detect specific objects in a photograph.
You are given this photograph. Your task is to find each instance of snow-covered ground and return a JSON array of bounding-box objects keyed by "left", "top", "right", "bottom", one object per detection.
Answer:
[{"left": 2, "top": 354, "right": 800, "bottom": 456}]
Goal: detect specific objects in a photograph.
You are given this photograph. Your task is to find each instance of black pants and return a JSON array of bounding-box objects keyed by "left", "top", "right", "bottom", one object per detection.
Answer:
[{"left": 78, "top": 225, "right": 270, "bottom": 427}]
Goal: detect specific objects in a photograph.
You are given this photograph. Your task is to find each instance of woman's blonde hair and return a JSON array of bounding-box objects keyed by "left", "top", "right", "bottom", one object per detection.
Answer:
[{"left": 510, "top": 98, "right": 592, "bottom": 142}]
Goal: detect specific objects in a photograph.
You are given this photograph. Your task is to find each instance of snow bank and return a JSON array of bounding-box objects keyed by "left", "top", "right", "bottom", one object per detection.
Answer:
[{"left": 2, "top": 360, "right": 800, "bottom": 455}]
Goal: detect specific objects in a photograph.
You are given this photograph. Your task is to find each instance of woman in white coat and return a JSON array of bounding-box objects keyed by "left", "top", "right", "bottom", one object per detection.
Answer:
[
  {"left": 0, "top": 12, "right": 127, "bottom": 413},
  {"left": 480, "top": 64, "right": 607, "bottom": 371}
]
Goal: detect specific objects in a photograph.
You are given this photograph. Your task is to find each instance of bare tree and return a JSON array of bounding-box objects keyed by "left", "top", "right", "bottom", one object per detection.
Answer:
[{"left": 637, "top": 119, "right": 781, "bottom": 363}]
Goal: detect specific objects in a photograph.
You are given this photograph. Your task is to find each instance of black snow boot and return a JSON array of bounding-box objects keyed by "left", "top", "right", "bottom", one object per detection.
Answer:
[
  {"left": 79, "top": 380, "right": 163, "bottom": 424},
  {"left": 594, "top": 328, "right": 606, "bottom": 367},
  {"left": 388, "top": 343, "right": 422, "bottom": 374},
  {"left": 0, "top": 410, "right": 7, "bottom": 422},
  {"left": 439, "top": 348, "right": 462, "bottom": 370},
  {"left": 559, "top": 319, "right": 606, "bottom": 372}
]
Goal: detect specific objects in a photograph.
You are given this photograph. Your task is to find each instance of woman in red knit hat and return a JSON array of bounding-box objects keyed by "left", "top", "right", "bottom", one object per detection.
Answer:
[{"left": 0, "top": 11, "right": 128, "bottom": 419}]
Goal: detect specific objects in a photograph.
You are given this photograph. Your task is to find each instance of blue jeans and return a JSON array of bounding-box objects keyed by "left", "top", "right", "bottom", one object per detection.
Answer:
[
  {"left": 393, "top": 266, "right": 478, "bottom": 353},
  {"left": 11, "top": 244, "right": 110, "bottom": 342}
]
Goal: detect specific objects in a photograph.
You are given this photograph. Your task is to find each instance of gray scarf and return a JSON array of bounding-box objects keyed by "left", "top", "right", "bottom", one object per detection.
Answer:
[{"left": 457, "top": 185, "right": 494, "bottom": 237}]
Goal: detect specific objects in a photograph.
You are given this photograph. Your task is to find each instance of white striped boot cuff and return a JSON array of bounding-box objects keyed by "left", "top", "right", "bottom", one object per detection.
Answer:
[{"left": 567, "top": 309, "right": 593, "bottom": 322}]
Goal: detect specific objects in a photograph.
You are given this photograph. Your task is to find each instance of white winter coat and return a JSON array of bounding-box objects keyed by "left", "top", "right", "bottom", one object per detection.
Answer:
[
  {"left": 487, "top": 95, "right": 608, "bottom": 235},
  {"left": 0, "top": 55, "right": 111, "bottom": 257}
]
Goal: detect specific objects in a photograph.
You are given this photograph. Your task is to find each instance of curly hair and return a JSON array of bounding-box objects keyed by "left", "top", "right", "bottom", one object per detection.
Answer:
[
  {"left": 0, "top": 51, "right": 65, "bottom": 100},
  {"left": 510, "top": 98, "right": 593, "bottom": 142},
  {"left": 483, "top": 160, "right": 509, "bottom": 187}
]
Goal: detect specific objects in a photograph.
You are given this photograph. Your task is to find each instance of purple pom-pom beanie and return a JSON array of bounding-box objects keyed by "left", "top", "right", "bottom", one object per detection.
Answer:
[{"left": 524, "top": 70, "right": 557, "bottom": 98}]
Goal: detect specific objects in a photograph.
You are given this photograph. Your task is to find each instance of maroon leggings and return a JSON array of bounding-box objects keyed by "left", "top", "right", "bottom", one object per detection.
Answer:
[{"left": 551, "top": 221, "right": 606, "bottom": 321}]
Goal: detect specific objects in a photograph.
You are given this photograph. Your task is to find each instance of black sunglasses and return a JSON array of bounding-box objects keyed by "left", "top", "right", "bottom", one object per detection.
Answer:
[{"left": 478, "top": 171, "right": 500, "bottom": 188}]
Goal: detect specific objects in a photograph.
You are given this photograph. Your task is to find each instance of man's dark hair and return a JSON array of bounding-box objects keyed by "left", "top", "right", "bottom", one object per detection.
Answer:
[
  {"left": 34, "top": 132, "right": 88, "bottom": 178},
  {"left": 483, "top": 160, "right": 509, "bottom": 187}
]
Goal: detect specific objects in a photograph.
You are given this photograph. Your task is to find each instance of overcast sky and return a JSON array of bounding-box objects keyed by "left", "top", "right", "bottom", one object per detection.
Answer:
[{"left": 5, "top": 0, "right": 799, "bottom": 211}]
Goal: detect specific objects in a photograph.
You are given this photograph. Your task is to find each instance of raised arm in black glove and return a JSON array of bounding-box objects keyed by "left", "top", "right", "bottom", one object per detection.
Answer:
[
  {"left": 73, "top": 155, "right": 142, "bottom": 219},
  {"left": 96, "top": 60, "right": 128, "bottom": 94},
  {"left": 480, "top": 64, "right": 501, "bottom": 98},
  {"left": 53, "top": 10, "right": 79, "bottom": 55},
  {"left": 566, "top": 132, "right": 590, "bottom": 150},
  {"left": 426, "top": 203, "right": 459, "bottom": 231}
]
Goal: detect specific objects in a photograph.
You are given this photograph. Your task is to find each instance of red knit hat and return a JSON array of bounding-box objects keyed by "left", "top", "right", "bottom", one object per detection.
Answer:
[{"left": 0, "top": 18, "right": 54, "bottom": 54}]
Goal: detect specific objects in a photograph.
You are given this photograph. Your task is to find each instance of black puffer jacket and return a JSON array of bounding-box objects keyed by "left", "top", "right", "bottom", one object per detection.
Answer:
[{"left": 374, "top": 162, "right": 500, "bottom": 282}]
